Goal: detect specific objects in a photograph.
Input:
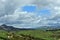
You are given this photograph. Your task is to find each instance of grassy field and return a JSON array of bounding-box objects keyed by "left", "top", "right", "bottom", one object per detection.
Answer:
[{"left": 0, "top": 30, "right": 60, "bottom": 40}]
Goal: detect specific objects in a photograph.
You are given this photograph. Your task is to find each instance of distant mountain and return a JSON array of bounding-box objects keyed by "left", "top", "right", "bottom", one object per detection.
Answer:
[
  {"left": 36, "top": 25, "right": 60, "bottom": 31},
  {"left": 0, "top": 24, "right": 18, "bottom": 31},
  {"left": 0, "top": 24, "right": 60, "bottom": 31},
  {"left": 0, "top": 24, "right": 35, "bottom": 31}
]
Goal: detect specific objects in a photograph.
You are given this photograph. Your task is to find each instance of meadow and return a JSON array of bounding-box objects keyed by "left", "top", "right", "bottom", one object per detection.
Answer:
[{"left": 0, "top": 30, "right": 60, "bottom": 40}]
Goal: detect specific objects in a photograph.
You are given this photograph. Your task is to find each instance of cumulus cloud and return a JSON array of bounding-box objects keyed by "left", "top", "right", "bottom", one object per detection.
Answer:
[
  {"left": 0, "top": 0, "right": 60, "bottom": 28},
  {"left": 0, "top": 12, "right": 42, "bottom": 28}
]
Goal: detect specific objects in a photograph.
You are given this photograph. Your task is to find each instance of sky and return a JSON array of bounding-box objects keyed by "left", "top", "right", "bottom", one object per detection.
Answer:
[{"left": 0, "top": 0, "right": 60, "bottom": 28}]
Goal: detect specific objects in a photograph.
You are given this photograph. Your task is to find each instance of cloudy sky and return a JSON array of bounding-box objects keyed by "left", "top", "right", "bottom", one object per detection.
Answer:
[{"left": 0, "top": 0, "right": 60, "bottom": 28}]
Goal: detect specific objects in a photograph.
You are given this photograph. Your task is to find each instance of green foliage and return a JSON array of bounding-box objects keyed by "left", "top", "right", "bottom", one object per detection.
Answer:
[{"left": 0, "top": 30, "right": 60, "bottom": 40}]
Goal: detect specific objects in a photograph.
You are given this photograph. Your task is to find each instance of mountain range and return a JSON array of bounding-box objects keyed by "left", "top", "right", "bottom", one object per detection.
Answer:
[
  {"left": 0, "top": 24, "right": 35, "bottom": 31},
  {"left": 0, "top": 24, "right": 60, "bottom": 31}
]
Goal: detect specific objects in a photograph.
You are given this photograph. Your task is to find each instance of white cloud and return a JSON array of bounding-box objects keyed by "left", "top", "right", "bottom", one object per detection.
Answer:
[
  {"left": 1, "top": 0, "right": 6, "bottom": 2},
  {"left": 0, "top": 0, "right": 60, "bottom": 28},
  {"left": 0, "top": 11, "right": 41, "bottom": 28}
]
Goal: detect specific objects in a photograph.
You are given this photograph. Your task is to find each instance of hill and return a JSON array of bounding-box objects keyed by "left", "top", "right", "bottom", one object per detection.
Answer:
[{"left": 0, "top": 24, "right": 35, "bottom": 31}]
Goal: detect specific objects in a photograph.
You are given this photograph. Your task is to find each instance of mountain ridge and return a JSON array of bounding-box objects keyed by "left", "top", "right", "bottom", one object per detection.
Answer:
[{"left": 0, "top": 24, "right": 35, "bottom": 31}]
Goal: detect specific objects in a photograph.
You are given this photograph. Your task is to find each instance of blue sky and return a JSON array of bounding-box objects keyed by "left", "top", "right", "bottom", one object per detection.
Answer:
[
  {"left": 21, "top": 5, "right": 51, "bottom": 18},
  {"left": 38, "top": 9, "right": 51, "bottom": 17},
  {"left": 22, "top": 5, "right": 36, "bottom": 12},
  {"left": 22, "top": 5, "right": 51, "bottom": 16},
  {"left": 0, "top": 0, "right": 60, "bottom": 28}
]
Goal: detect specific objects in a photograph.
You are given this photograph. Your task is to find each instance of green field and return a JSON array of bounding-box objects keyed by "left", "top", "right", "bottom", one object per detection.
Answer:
[{"left": 0, "top": 30, "right": 60, "bottom": 40}]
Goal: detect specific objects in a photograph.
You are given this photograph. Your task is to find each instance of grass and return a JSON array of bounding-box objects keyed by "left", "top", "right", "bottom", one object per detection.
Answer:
[
  {"left": 0, "top": 30, "right": 60, "bottom": 40},
  {"left": 15, "top": 30, "right": 55, "bottom": 40}
]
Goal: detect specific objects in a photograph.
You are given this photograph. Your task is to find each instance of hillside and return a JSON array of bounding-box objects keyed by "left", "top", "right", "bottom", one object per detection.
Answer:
[{"left": 0, "top": 30, "right": 60, "bottom": 40}]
